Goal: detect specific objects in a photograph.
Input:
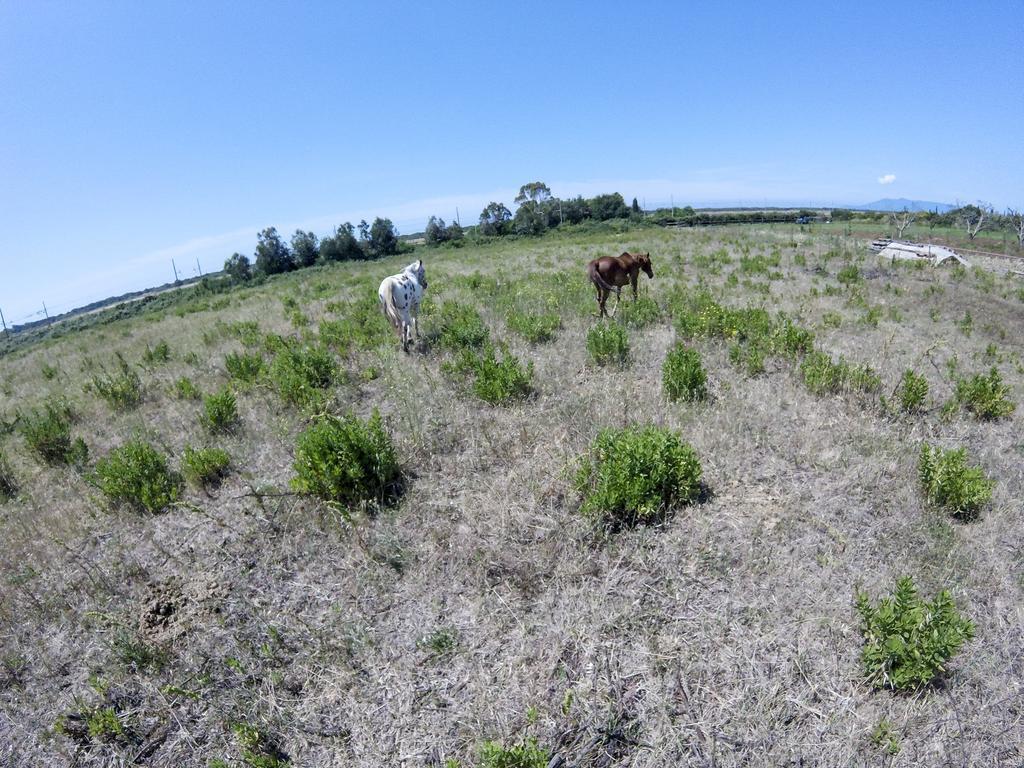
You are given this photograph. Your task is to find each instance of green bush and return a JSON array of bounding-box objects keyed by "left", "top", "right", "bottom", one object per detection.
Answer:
[
  {"left": 576, "top": 425, "right": 702, "bottom": 525},
  {"left": 182, "top": 445, "right": 231, "bottom": 487},
  {"left": 0, "top": 451, "right": 17, "bottom": 501},
  {"left": 89, "top": 353, "right": 143, "bottom": 410},
  {"left": 292, "top": 410, "right": 400, "bottom": 509},
  {"left": 506, "top": 311, "right": 560, "bottom": 343},
  {"left": 269, "top": 343, "right": 337, "bottom": 408},
  {"left": 479, "top": 737, "right": 549, "bottom": 768},
  {"left": 202, "top": 388, "right": 239, "bottom": 433},
  {"left": 617, "top": 296, "right": 661, "bottom": 327},
  {"left": 40, "top": 362, "right": 60, "bottom": 381},
  {"left": 954, "top": 367, "right": 1016, "bottom": 420},
  {"left": 172, "top": 376, "right": 201, "bottom": 400},
  {"left": 837, "top": 264, "right": 861, "bottom": 284},
  {"left": 896, "top": 369, "right": 928, "bottom": 413},
  {"left": 141, "top": 339, "right": 171, "bottom": 366},
  {"left": 318, "top": 318, "right": 351, "bottom": 353},
  {"left": 918, "top": 444, "right": 993, "bottom": 520},
  {"left": 663, "top": 344, "right": 708, "bottom": 402},
  {"left": 229, "top": 320, "right": 262, "bottom": 347},
  {"left": 801, "top": 351, "right": 881, "bottom": 396},
  {"left": 855, "top": 576, "right": 974, "bottom": 690},
  {"left": 19, "top": 401, "right": 87, "bottom": 466},
  {"left": 232, "top": 722, "right": 290, "bottom": 768},
  {"left": 225, "top": 351, "right": 265, "bottom": 383},
  {"left": 94, "top": 440, "right": 182, "bottom": 513},
  {"left": 434, "top": 301, "right": 490, "bottom": 350},
  {"left": 586, "top": 322, "right": 629, "bottom": 366},
  {"left": 459, "top": 347, "right": 534, "bottom": 405}
]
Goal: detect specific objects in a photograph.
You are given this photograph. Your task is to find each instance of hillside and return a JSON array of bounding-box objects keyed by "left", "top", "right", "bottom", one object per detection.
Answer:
[
  {"left": 1, "top": 224, "right": 1023, "bottom": 766},
  {"left": 855, "top": 198, "right": 955, "bottom": 213}
]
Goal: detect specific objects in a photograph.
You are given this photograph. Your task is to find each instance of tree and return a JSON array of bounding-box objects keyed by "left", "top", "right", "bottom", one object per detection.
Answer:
[
  {"left": 425, "top": 216, "right": 448, "bottom": 245},
  {"left": 447, "top": 220, "right": 464, "bottom": 243},
  {"left": 631, "top": 197, "right": 641, "bottom": 214},
  {"left": 513, "top": 201, "right": 546, "bottom": 236},
  {"left": 890, "top": 209, "right": 916, "bottom": 239},
  {"left": 514, "top": 181, "right": 552, "bottom": 206},
  {"left": 1007, "top": 208, "right": 1024, "bottom": 249},
  {"left": 254, "top": 227, "right": 292, "bottom": 275},
  {"left": 290, "top": 229, "right": 319, "bottom": 268},
  {"left": 954, "top": 204, "right": 991, "bottom": 240},
  {"left": 223, "top": 252, "right": 252, "bottom": 282},
  {"left": 478, "top": 202, "right": 512, "bottom": 236},
  {"left": 588, "top": 193, "right": 630, "bottom": 221},
  {"left": 367, "top": 217, "right": 399, "bottom": 258},
  {"left": 320, "top": 223, "right": 362, "bottom": 262},
  {"left": 358, "top": 220, "right": 370, "bottom": 242},
  {"left": 561, "top": 196, "right": 589, "bottom": 224}
]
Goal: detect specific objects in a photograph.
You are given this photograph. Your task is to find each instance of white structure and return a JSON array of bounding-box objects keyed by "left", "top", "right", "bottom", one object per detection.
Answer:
[{"left": 869, "top": 239, "right": 970, "bottom": 267}]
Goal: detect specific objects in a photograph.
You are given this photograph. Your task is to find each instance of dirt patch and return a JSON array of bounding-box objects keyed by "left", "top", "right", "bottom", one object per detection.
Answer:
[{"left": 138, "top": 576, "right": 225, "bottom": 642}]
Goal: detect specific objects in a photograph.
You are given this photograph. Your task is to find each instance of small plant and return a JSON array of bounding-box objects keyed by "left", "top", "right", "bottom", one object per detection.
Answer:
[
  {"left": 113, "top": 629, "right": 168, "bottom": 672},
  {"left": 895, "top": 369, "right": 928, "bottom": 413},
  {"left": 954, "top": 367, "right": 1016, "bottom": 420},
  {"left": 230, "top": 320, "right": 262, "bottom": 347},
  {"left": 445, "top": 346, "right": 533, "bottom": 405},
  {"left": 292, "top": 410, "right": 400, "bottom": 509},
  {"left": 141, "top": 339, "right": 171, "bottom": 365},
  {"left": 837, "top": 264, "right": 861, "bottom": 285},
  {"left": 956, "top": 310, "right": 973, "bottom": 336},
  {"left": 801, "top": 351, "right": 881, "bottom": 396},
  {"left": 93, "top": 440, "right": 183, "bottom": 513},
  {"left": 269, "top": 343, "right": 337, "bottom": 408},
  {"left": 89, "top": 353, "right": 143, "bottom": 410},
  {"left": 417, "top": 627, "right": 459, "bottom": 659},
  {"left": 40, "top": 362, "right": 60, "bottom": 380},
  {"left": 0, "top": 451, "right": 17, "bottom": 501},
  {"left": 870, "top": 718, "right": 901, "bottom": 756},
  {"left": 822, "top": 311, "right": 842, "bottom": 328},
  {"left": 617, "top": 296, "right": 661, "bottom": 327},
  {"left": 232, "top": 722, "right": 290, "bottom": 768},
  {"left": 225, "top": 351, "right": 265, "bottom": 383},
  {"left": 855, "top": 576, "right": 974, "bottom": 690},
  {"left": 662, "top": 344, "right": 708, "bottom": 402},
  {"left": 506, "top": 311, "right": 560, "bottom": 343},
  {"left": 202, "top": 388, "right": 239, "bottom": 433},
  {"left": 479, "top": 737, "right": 549, "bottom": 768},
  {"left": 318, "top": 318, "right": 351, "bottom": 353},
  {"left": 182, "top": 445, "right": 231, "bottom": 487},
  {"left": 434, "top": 301, "right": 490, "bottom": 350},
  {"left": 576, "top": 425, "right": 702, "bottom": 526},
  {"left": 19, "top": 400, "right": 86, "bottom": 466},
  {"left": 918, "top": 444, "right": 994, "bottom": 520},
  {"left": 586, "top": 322, "right": 629, "bottom": 366},
  {"left": 172, "top": 376, "right": 201, "bottom": 400},
  {"left": 86, "top": 706, "right": 125, "bottom": 742}
]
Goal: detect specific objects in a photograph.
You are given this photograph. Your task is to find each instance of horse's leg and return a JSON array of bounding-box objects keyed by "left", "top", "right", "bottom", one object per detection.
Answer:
[
  {"left": 609, "top": 287, "right": 621, "bottom": 317},
  {"left": 631, "top": 274, "right": 638, "bottom": 301}
]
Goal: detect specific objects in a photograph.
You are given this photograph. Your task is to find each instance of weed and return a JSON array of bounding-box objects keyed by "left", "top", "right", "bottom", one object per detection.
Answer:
[
  {"left": 141, "top": 339, "right": 171, "bottom": 365},
  {"left": 292, "top": 410, "right": 400, "bottom": 509},
  {"left": 576, "top": 425, "right": 702, "bottom": 526},
  {"left": 93, "top": 440, "right": 182, "bottom": 513},
  {"left": 225, "top": 351, "right": 265, "bottom": 383},
  {"left": 957, "top": 311, "right": 973, "bottom": 337},
  {"left": 87, "top": 706, "right": 125, "bottom": 742},
  {"left": 895, "top": 369, "right": 928, "bottom": 413},
  {"left": 417, "top": 627, "right": 459, "bottom": 659},
  {"left": 172, "top": 376, "right": 201, "bottom": 400},
  {"left": 870, "top": 718, "right": 901, "bottom": 755},
  {"left": 182, "top": 445, "right": 231, "bottom": 487},
  {"left": 837, "top": 264, "right": 861, "bottom": 284},
  {"left": 855, "top": 576, "right": 974, "bottom": 690},
  {"left": 918, "top": 444, "right": 994, "bottom": 521},
  {"left": 269, "top": 342, "right": 337, "bottom": 408},
  {"left": 318, "top": 318, "right": 351, "bottom": 353},
  {"left": 506, "top": 311, "right": 560, "bottom": 343},
  {"left": 617, "top": 296, "right": 661, "bottom": 327},
  {"left": 40, "top": 362, "right": 60, "bottom": 380},
  {"left": 88, "top": 353, "right": 143, "bottom": 410},
  {"left": 230, "top": 320, "right": 262, "bottom": 347},
  {"left": 479, "top": 737, "right": 549, "bottom": 768},
  {"left": 445, "top": 346, "right": 534, "bottom": 405},
  {"left": 113, "top": 629, "right": 168, "bottom": 672},
  {"left": 434, "top": 301, "right": 490, "bottom": 350},
  {"left": 801, "top": 351, "right": 881, "bottom": 396},
  {"left": 662, "top": 344, "right": 708, "bottom": 402},
  {"left": 202, "top": 388, "right": 239, "bottom": 433},
  {"left": 954, "top": 367, "right": 1016, "bottom": 420},
  {"left": 586, "top": 322, "right": 629, "bottom": 367},
  {"left": 19, "top": 400, "right": 87, "bottom": 466},
  {"left": 232, "top": 722, "right": 290, "bottom": 768}
]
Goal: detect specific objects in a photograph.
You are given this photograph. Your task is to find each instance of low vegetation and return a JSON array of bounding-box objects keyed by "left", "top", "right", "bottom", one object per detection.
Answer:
[
  {"left": 93, "top": 440, "right": 183, "bottom": 513},
  {"left": 201, "top": 387, "right": 240, "bottom": 433},
  {"left": 87, "top": 353, "right": 143, "bottom": 410},
  {"left": 18, "top": 400, "right": 87, "bottom": 466},
  {"left": 586, "top": 321, "right": 629, "bottom": 366},
  {"left": 181, "top": 445, "right": 231, "bottom": 487},
  {"left": 918, "top": 443, "right": 994, "bottom": 520},
  {"left": 662, "top": 344, "right": 708, "bottom": 402},
  {"left": 954, "top": 367, "right": 1016, "bottom": 420}
]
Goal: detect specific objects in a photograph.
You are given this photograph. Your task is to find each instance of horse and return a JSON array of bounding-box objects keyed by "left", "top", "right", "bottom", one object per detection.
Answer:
[
  {"left": 586, "top": 252, "right": 653, "bottom": 317},
  {"left": 378, "top": 259, "right": 427, "bottom": 352}
]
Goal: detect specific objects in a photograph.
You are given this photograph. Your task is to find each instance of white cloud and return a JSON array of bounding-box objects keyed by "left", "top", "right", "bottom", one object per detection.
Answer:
[{"left": 878, "top": 174, "right": 896, "bottom": 185}]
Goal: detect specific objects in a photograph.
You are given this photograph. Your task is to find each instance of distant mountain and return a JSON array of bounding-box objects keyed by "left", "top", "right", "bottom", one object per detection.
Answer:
[{"left": 853, "top": 198, "right": 955, "bottom": 213}]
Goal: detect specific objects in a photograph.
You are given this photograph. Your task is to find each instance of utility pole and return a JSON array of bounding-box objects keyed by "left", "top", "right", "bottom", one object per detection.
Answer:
[
  {"left": 455, "top": 207, "right": 461, "bottom": 227},
  {"left": 42, "top": 301, "right": 49, "bottom": 322},
  {"left": 0, "top": 306, "right": 8, "bottom": 337},
  {"left": 196, "top": 257, "right": 203, "bottom": 277},
  {"left": 172, "top": 259, "right": 179, "bottom": 282},
  {"left": 671, "top": 194, "right": 675, "bottom": 218},
  {"left": 559, "top": 199, "right": 563, "bottom": 225}
]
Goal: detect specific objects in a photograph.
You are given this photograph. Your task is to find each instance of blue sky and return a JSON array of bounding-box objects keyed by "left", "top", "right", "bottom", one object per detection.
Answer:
[{"left": 1, "top": 0, "right": 1021, "bottom": 325}]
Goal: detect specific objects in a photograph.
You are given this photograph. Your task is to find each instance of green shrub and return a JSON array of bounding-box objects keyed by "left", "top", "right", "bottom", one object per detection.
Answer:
[
  {"left": 663, "top": 344, "right": 708, "bottom": 402},
  {"left": 141, "top": 339, "right": 171, "bottom": 366},
  {"left": 772, "top": 318, "right": 815, "bottom": 356},
  {"left": 269, "top": 343, "right": 337, "bottom": 408},
  {"left": 19, "top": 401, "right": 87, "bottom": 466},
  {"left": 225, "top": 351, "right": 265, "bottom": 383},
  {"left": 435, "top": 301, "right": 490, "bottom": 350},
  {"left": 896, "top": 369, "right": 928, "bottom": 413},
  {"left": 182, "top": 445, "right": 231, "bottom": 487},
  {"left": 232, "top": 722, "right": 290, "bottom": 768},
  {"left": 837, "top": 264, "right": 861, "bottom": 284},
  {"left": 86, "top": 706, "right": 125, "bottom": 742},
  {"left": 617, "top": 296, "right": 661, "bottom": 327},
  {"left": 855, "top": 576, "right": 974, "bottom": 690},
  {"left": 292, "top": 410, "right": 400, "bottom": 509},
  {"left": 463, "top": 347, "right": 534, "bottom": 405},
  {"left": 318, "top": 318, "right": 351, "bottom": 353},
  {"left": 0, "top": 451, "right": 17, "bottom": 501},
  {"left": 202, "top": 388, "right": 239, "bottom": 433},
  {"left": 479, "top": 737, "right": 549, "bottom": 768},
  {"left": 954, "top": 367, "right": 1016, "bottom": 420},
  {"left": 822, "top": 311, "right": 842, "bottom": 328},
  {"left": 801, "top": 351, "right": 881, "bottom": 396},
  {"left": 506, "top": 311, "right": 560, "bottom": 343},
  {"left": 40, "top": 362, "right": 60, "bottom": 380},
  {"left": 576, "top": 425, "right": 702, "bottom": 525},
  {"left": 918, "top": 444, "right": 993, "bottom": 520},
  {"left": 89, "top": 353, "right": 143, "bottom": 410},
  {"left": 172, "top": 376, "right": 201, "bottom": 400},
  {"left": 586, "top": 322, "right": 629, "bottom": 366},
  {"left": 94, "top": 440, "right": 182, "bottom": 513},
  {"left": 229, "top": 320, "right": 262, "bottom": 347}
]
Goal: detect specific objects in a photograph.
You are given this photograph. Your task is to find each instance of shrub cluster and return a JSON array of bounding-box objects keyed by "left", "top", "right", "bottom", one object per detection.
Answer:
[
  {"left": 506, "top": 310, "right": 560, "bottom": 343},
  {"left": 182, "top": 445, "right": 231, "bottom": 487},
  {"left": 576, "top": 425, "right": 702, "bottom": 525},
  {"left": 172, "top": 376, "right": 201, "bottom": 400},
  {"left": 855, "top": 576, "right": 974, "bottom": 690},
  {"left": 586, "top": 322, "right": 629, "bottom": 366},
  {"left": 954, "top": 367, "right": 1016, "bottom": 420},
  {"left": 225, "top": 351, "right": 264, "bottom": 383},
  {"left": 895, "top": 369, "right": 928, "bottom": 413},
  {"left": 88, "top": 354, "right": 143, "bottom": 410},
  {"left": 202, "top": 388, "right": 239, "bottom": 433},
  {"left": 444, "top": 346, "right": 533, "bottom": 405},
  {"left": 800, "top": 351, "right": 882, "bottom": 396},
  {"left": 19, "top": 400, "right": 88, "bottom": 466},
  {"left": 93, "top": 440, "right": 182, "bottom": 513},
  {"left": 617, "top": 296, "right": 661, "bottom": 327},
  {"left": 918, "top": 444, "right": 993, "bottom": 520},
  {"left": 662, "top": 344, "right": 708, "bottom": 402},
  {"left": 292, "top": 411, "right": 400, "bottom": 509},
  {"left": 141, "top": 340, "right": 171, "bottom": 366},
  {"left": 269, "top": 342, "right": 337, "bottom": 408},
  {"left": 434, "top": 301, "right": 490, "bottom": 351},
  {"left": 479, "top": 737, "right": 549, "bottom": 768}
]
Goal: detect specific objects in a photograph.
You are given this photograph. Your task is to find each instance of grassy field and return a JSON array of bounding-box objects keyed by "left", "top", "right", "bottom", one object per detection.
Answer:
[{"left": 1, "top": 223, "right": 1023, "bottom": 767}]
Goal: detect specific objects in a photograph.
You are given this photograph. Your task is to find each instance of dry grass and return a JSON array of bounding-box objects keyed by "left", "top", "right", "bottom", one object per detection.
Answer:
[{"left": 1, "top": 225, "right": 1023, "bottom": 766}]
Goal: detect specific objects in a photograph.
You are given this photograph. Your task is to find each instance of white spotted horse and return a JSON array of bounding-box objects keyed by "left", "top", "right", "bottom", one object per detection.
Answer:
[{"left": 378, "top": 259, "right": 428, "bottom": 352}]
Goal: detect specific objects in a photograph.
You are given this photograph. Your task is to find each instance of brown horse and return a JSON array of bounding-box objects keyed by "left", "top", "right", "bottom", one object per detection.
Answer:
[{"left": 586, "top": 252, "right": 654, "bottom": 317}]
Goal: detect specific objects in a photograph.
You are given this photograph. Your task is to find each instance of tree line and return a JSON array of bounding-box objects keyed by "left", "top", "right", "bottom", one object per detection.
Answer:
[
  {"left": 223, "top": 217, "right": 403, "bottom": 281},
  {"left": 833, "top": 204, "right": 1024, "bottom": 247}
]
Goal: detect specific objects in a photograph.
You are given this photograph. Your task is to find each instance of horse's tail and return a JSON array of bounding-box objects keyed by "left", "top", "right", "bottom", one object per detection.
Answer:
[
  {"left": 378, "top": 279, "right": 402, "bottom": 330},
  {"left": 587, "top": 260, "right": 619, "bottom": 293}
]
